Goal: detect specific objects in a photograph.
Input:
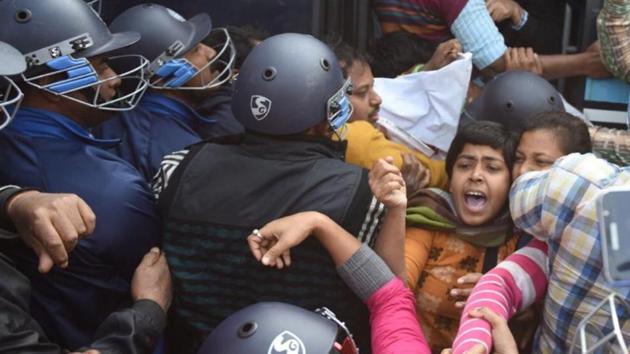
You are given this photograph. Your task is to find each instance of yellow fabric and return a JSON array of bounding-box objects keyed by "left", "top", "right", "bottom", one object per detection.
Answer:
[
  {"left": 344, "top": 121, "right": 449, "bottom": 189},
  {"left": 405, "top": 227, "right": 519, "bottom": 353}
]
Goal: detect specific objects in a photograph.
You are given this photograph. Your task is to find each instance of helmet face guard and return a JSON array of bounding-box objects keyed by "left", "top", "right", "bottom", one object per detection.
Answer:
[
  {"left": 0, "top": 76, "right": 24, "bottom": 130},
  {"left": 149, "top": 28, "right": 235, "bottom": 90},
  {"left": 85, "top": 0, "right": 102, "bottom": 14},
  {"left": 326, "top": 79, "right": 354, "bottom": 139},
  {"left": 21, "top": 33, "right": 149, "bottom": 111},
  {"left": 316, "top": 307, "right": 359, "bottom": 354},
  {"left": 569, "top": 293, "right": 630, "bottom": 354}
]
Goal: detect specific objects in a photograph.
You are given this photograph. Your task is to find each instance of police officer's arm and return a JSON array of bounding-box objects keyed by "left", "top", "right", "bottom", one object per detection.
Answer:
[
  {"left": 0, "top": 247, "right": 170, "bottom": 354},
  {"left": 86, "top": 248, "right": 171, "bottom": 354},
  {"left": 3, "top": 189, "right": 95, "bottom": 273}
]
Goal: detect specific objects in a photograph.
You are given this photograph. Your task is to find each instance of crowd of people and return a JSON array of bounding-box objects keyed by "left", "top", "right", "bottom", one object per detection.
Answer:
[{"left": 0, "top": 0, "right": 629, "bottom": 353}]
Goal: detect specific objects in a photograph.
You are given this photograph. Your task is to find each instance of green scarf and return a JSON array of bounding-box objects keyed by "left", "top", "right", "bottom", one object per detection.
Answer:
[{"left": 406, "top": 188, "right": 512, "bottom": 248}]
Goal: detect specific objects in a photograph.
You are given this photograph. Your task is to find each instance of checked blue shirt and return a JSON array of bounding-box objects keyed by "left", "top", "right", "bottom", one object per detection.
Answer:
[{"left": 510, "top": 153, "right": 630, "bottom": 353}]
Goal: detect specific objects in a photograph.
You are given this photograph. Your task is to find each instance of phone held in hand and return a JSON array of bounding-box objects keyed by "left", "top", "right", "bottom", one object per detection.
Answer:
[{"left": 598, "top": 187, "right": 630, "bottom": 288}]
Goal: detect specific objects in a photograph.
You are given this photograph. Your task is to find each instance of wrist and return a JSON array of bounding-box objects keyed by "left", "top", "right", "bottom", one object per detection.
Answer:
[
  {"left": 309, "top": 211, "right": 332, "bottom": 240},
  {"left": 5, "top": 189, "right": 38, "bottom": 221},
  {"left": 511, "top": 7, "right": 526, "bottom": 29}
]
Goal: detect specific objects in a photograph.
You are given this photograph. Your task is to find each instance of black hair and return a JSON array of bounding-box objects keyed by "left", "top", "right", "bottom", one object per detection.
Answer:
[
  {"left": 204, "top": 25, "right": 270, "bottom": 70},
  {"left": 446, "top": 121, "right": 517, "bottom": 178},
  {"left": 520, "top": 111, "right": 592, "bottom": 154},
  {"left": 323, "top": 34, "right": 371, "bottom": 79},
  {"left": 368, "top": 31, "right": 436, "bottom": 78}
]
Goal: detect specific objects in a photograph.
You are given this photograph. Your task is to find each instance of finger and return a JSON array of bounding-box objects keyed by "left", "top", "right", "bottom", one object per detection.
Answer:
[
  {"left": 261, "top": 239, "right": 289, "bottom": 266},
  {"left": 453, "top": 288, "right": 473, "bottom": 297},
  {"left": 281, "top": 249, "right": 291, "bottom": 268},
  {"left": 77, "top": 197, "right": 96, "bottom": 236},
  {"left": 466, "top": 344, "right": 487, "bottom": 354},
  {"left": 534, "top": 53, "right": 543, "bottom": 74},
  {"left": 275, "top": 256, "right": 284, "bottom": 270},
  {"left": 372, "top": 159, "right": 401, "bottom": 178},
  {"left": 247, "top": 235, "right": 264, "bottom": 261},
  {"left": 457, "top": 273, "right": 483, "bottom": 284},
  {"left": 525, "top": 47, "right": 534, "bottom": 59},
  {"left": 141, "top": 247, "right": 161, "bottom": 267},
  {"left": 51, "top": 213, "right": 80, "bottom": 253},
  {"left": 440, "top": 350, "right": 453, "bottom": 354},
  {"left": 31, "top": 219, "right": 69, "bottom": 268},
  {"left": 469, "top": 307, "right": 505, "bottom": 328},
  {"left": 455, "top": 301, "right": 466, "bottom": 308}
]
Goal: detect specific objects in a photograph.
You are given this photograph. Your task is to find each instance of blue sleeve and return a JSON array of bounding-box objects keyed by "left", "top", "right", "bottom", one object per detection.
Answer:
[{"left": 451, "top": 0, "right": 507, "bottom": 69}]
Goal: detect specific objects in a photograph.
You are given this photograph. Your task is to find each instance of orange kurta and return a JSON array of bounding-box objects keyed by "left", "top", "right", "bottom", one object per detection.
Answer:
[{"left": 405, "top": 227, "right": 519, "bottom": 353}]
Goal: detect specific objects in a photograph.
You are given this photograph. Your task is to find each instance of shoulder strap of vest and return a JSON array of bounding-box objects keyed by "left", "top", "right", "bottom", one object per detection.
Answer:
[{"left": 343, "top": 169, "right": 374, "bottom": 236}]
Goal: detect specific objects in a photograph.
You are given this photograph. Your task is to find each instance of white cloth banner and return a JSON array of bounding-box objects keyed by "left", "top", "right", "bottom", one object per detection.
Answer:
[{"left": 374, "top": 52, "right": 473, "bottom": 157}]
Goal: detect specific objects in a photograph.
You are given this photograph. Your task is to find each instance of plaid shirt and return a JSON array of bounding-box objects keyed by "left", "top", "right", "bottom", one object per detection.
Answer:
[
  {"left": 598, "top": 0, "right": 630, "bottom": 83},
  {"left": 510, "top": 153, "right": 630, "bottom": 354}
]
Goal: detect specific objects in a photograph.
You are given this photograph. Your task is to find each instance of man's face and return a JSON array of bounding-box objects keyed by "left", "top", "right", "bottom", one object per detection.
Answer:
[
  {"left": 182, "top": 43, "right": 218, "bottom": 88},
  {"left": 90, "top": 56, "right": 121, "bottom": 101},
  {"left": 449, "top": 144, "right": 510, "bottom": 226},
  {"left": 347, "top": 60, "right": 382, "bottom": 125},
  {"left": 62, "top": 55, "right": 121, "bottom": 126}
]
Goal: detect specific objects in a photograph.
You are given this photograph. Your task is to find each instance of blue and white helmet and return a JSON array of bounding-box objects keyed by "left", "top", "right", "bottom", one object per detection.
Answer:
[
  {"left": 0, "top": 41, "right": 26, "bottom": 130},
  {"left": 0, "top": 0, "right": 149, "bottom": 111},
  {"left": 109, "top": 4, "right": 235, "bottom": 90}
]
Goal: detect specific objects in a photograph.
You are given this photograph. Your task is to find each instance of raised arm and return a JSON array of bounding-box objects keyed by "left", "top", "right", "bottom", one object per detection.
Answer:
[{"left": 451, "top": 239, "right": 549, "bottom": 354}]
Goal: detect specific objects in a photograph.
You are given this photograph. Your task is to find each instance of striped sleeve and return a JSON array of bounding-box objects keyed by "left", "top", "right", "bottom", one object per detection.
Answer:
[
  {"left": 357, "top": 196, "right": 386, "bottom": 247},
  {"left": 452, "top": 239, "right": 549, "bottom": 354},
  {"left": 151, "top": 149, "right": 189, "bottom": 200}
]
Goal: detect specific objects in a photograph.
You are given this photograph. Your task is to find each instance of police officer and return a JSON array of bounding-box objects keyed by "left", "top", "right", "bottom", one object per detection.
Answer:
[
  {"left": 96, "top": 4, "right": 239, "bottom": 181},
  {"left": 0, "top": 0, "right": 161, "bottom": 349},
  {"left": 152, "top": 33, "right": 407, "bottom": 354}
]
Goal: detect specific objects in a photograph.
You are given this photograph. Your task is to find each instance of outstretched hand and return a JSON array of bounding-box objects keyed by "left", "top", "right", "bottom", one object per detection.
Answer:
[
  {"left": 369, "top": 157, "right": 407, "bottom": 209},
  {"left": 247, "top": 212, "right": 321, "bottom": 270},
  {"left": 6, "top": 191, "right": 96, "bottom": 273}
]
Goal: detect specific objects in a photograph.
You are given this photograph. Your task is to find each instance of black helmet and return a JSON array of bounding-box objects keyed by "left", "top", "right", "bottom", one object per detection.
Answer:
[
  {"left": 0, "top": 41, "right": 26, "bottom": 129},
  {"left": 232, "top": 33, "right": 353, "bottom": 136},
  {"left": 0, "top": 0, "right": 149, "bottom": 111},
  {"left": 465, "top": 71, "right": 565, "bottom": 132},
  {"left": 198, "top": 302, "right": 359, "bottom": 354},
  {"left": 109, "top": 3, "right": 235, "bottom": 90}
]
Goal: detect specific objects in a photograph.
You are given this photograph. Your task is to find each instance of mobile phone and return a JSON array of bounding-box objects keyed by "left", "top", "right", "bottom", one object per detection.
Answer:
[{"left": 598, "top": 187, "right": 630, "bottom": 288}]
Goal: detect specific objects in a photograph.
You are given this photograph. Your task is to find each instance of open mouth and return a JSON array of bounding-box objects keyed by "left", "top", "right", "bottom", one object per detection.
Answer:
[{"left": 464, "top": 191, "right": 487, "bottom": 212}]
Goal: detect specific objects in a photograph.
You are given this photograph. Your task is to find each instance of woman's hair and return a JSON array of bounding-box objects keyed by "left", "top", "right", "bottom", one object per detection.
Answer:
[
  {"left": 521, "top": 111, "right": 592, "bottom": 154},
  {"left": 446, "top": 121, "right": 517, "bottom": 178}
]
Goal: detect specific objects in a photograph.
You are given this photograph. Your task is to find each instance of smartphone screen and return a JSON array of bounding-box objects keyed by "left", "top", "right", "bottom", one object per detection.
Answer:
[{"left": 598, "top": 187, "right": 630, "bottom": 288}]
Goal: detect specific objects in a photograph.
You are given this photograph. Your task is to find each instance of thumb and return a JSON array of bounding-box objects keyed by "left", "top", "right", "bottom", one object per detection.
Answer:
[
  {"left": 469, "top": 307, "right": 503, "bottom": 327},
  {"left": 143, "top": 247, "right": 161, "bottom": 266},
  {"left": 37, "top": 250, "right": 56, "bottom": 274},
  {"left": 27, "top": 239, "right": 57, "bottom": 274}
]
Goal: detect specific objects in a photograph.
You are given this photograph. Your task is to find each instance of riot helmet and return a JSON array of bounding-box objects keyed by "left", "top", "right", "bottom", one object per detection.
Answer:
[
  {"left": 198, "top": 302, "right": 359, "bottom": 354},
  {"left": 0, "top": 41, "right": 26, "bottom": 129},
  {"left": 232, "top": 33, "right": 353, "bottom": 137},
  {"left": 109, "top": 3, "right": 235, "bottom": 90},
  {"left": 464, "top": 71, "right": 565, "bottom": 132},
  {"left": 0, "top": 0, "right": 149, "bottom": 111}
]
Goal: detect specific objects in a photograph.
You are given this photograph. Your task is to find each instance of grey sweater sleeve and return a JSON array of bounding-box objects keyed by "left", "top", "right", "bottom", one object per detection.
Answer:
[{"left": 336, "top": 244, "right": 395, "bottom": 302}]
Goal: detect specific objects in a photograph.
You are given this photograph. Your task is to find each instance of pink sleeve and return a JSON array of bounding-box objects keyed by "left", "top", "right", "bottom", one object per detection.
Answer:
[
  {"left": 451, "top": 239, "right": 549, "bottom": 354},
  {"left": 366, "top": 277, "right": 431, "bottom": 354}
]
